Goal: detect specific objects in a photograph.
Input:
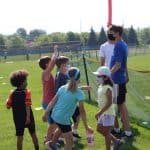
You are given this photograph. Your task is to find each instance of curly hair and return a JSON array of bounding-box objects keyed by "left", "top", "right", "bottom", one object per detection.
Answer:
[
  {"left": 38, "top": 56, "right": 51, "bottom": 70},
  {"left": 10, "top": 70, "right": 29, "bottom": 87}
]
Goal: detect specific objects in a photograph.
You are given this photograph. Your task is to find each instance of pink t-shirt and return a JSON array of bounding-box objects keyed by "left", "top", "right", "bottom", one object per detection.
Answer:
[{"left": 42, "top": 73, "right": 55, "bottom": 104}]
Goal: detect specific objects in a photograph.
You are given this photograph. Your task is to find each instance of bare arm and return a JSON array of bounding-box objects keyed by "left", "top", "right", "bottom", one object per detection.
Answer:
[
  {"left": 25, "top": 106, "right": 31, "bottom": 125},
  {"left": 95, "top": 89, "right": 112, "bottom": 119},
  {"left": 79, "top": 85, "right": 92, "bottom": 91},
  {"left": 42, "top": 95, "right": 57, "bottom": 122},
  {"left": 111, "top": 62, "right": 121, "bottom": 74},
  {"left": 100, "top": 57, "right": 105, "bottom": 66},
  {"left": 44, "top": 45, "right": 58, "bottom": 77},
  {"left": 79, "top": 102, "right": 93, "bottom": 133}
]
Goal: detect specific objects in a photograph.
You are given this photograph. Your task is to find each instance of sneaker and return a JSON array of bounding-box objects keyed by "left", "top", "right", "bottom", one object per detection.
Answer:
[
  {"left": 112, "top": 139, "right": 122, "bottom": 150},
  {"left": 121, "top": 132, "right": 133, "bottom": 139},
  {"left": 72, "top": 133, "right": 81, "bottom": 139},
  {"left": 45, "top": 141, "right": 57, "bottom": 150},
  {"left": 56, "top": 139, "right": 64, "bottom": 146},
  {"left": 111, "top": 129, "right": 122, "bottom": 137}
]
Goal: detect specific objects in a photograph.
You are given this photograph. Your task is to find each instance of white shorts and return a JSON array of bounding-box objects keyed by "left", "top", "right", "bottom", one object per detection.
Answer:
[{"left": 98, "top": 114, "right": 115, "bottom": 126}]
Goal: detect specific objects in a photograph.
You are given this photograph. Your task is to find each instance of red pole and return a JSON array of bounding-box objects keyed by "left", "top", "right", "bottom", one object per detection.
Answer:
[{"left": 107, "top": 0, "right": 112, "bottom": 27}]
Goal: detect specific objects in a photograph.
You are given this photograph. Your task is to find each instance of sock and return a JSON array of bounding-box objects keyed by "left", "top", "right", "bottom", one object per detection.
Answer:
[
  {"left": 125, "top": 131, "right": 132, "bottom": 136},
  {"left": 72, "top": 129, "right": 78, "bottom": 134},
  {"left": 114, "top": 128, "right": 120, "bottom": 133}
]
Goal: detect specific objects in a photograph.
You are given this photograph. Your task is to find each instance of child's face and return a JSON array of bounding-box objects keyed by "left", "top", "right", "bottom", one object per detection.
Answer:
[
  {"left": 96, "top": 76, "right": 103, "bottom": 85},
  {"left": 21, "top": 80, "right": 27, "bottom": 89},
  {"left": 61, "top": 61, "right": 70, "bottom": 73},
  {"left": 45, "top": 60, "right": 51, "bottom": 69}
]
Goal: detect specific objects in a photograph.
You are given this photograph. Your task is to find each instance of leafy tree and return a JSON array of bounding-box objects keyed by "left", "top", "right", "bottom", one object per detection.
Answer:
[
  {"left": 50, "top": 32, "right": 66, "bottom": 42},
  {"left": 139, "top": 28, "right": 150, "bottom": 45},
  {"left": 97, "top": 27, "right": 107, "bottom": 45},
  {"left": 80, "top": 32, "right": 89, "bottom": 45},
  {"left": 0, "top": 34, "right": 5, "bottom": 48},
  {"left": 8, "top": 34, "right": 25, "bottom": 48},
  {"left": 87, "top": 27, "right": 97, "bottom": 47},
  {"left": 66, "top": 32, "right": 80, "bottom": 41},
  {"left": 122, "top": 28, "right": 128, "bottom": 43},
  {"left": 127, "top": 26, "right": 138, "bottom": 46},
  {"left": 29, "top": 29, "right": 46, "bottom": 41},
  {"left": 16, "top": 28, "right": 27, "bottom": 39}
]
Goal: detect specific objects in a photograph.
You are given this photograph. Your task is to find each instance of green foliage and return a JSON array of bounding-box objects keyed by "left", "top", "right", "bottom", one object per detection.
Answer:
[
  {"left": 97, "top": 27, "right": 107, "bottom": 45},
  {"left": 87, "top": 27, "right": 97, "bottom": 47},
  {"left": 127, "top": 26, "right": 138, "bottom": 46},
  {"left": 16, "top": 28, "right": 27, "bottom": 39}
]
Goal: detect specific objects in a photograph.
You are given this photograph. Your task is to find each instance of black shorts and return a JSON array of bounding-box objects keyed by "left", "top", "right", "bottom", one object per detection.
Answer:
[
  {"left": 55, "top": 122, "right": 72, "bottom": 133},
  {"left": 16, "top": 121, "right": 35, "bottom": 136},
  {"left": 72, "top": 106, "right": 80, "bottom": 123},
  {"left": 117, "top": 83, "right": 127, "bottom": 105}
]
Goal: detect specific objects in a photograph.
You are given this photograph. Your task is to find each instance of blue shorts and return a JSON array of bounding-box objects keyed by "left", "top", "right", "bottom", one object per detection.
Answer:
[{"left": 42, "top": 102, "right": 54, "bottom": 124}]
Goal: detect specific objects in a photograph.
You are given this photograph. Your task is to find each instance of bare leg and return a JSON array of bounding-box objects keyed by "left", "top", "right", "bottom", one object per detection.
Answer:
[
  {"left": 118, "top": 103, "right": 131, "bottom": 131},
  {"left": 17, "top": 136, "right": 23, "bottom": 150},
  {"left": 63, "top": 131, "right": 73, "bottom": 150},
  {"left": 51, "top": 128, "right": 62, "bottom": 144},
  {"left": 45, "top": 124, "right": 57, "bottom": 142},
  {"left": 30, "top": 132, "right": 39, "bottom": 150}
]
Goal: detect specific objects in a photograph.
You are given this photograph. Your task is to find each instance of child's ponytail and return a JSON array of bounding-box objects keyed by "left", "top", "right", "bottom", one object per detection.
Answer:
[{"left": 67, "top": 67, "right": 80, "bottom": 93}]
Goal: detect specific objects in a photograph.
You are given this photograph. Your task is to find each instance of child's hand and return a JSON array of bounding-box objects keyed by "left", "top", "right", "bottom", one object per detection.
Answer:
[
  {"left": 86, "top": 125, "right": 94, "bottom": 134},
  {"left": 25, "top": 116, "right": 30, "bottom": 125},
  {"left": 53, "top": 45, "right": 58, "bottom": 56},
  {"left": 95, "top": 112, "right": 102, "bottom": 120},
  {"left": 42, "top": 113, "right": 48, "bottom": 122},
  {"left": 80, "top": 85, "right": 92, "bottom": 91}
]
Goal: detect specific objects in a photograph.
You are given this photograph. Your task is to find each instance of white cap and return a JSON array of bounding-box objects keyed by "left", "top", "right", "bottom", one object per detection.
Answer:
[{"left": 93, "top": 66, "right": 111, "bottom": 77}]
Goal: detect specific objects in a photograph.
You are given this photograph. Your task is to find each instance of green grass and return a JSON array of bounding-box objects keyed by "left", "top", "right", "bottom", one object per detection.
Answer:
[{"left": 0, "top": 54, "right": 150, "bottom": 149}]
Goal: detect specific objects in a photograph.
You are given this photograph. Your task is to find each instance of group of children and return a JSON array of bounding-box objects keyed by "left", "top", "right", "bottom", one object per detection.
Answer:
[{"left": 6, "top": 45, "right": 122, "bottom": 150}]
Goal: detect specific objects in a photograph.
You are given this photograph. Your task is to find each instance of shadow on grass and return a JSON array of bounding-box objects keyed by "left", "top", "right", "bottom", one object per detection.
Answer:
[
  {"left": 118, "top": 127, "right": 140, "bottom": 150},
  {"left": 73, "top": 140, "right": 85, "bottom": 150}
]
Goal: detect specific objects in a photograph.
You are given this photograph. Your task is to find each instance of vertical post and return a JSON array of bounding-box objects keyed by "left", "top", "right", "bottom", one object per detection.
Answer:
[
  {"left": 108, "top": 0, "right": 112, "bottom": 26},
  {"left": 82, "top": 53, "right": 91, "bottom": 101}
]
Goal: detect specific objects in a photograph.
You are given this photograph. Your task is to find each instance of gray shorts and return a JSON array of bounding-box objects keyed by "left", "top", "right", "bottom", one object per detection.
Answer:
[{"left": 98, "top": 114, "right": 115, "bottom": 126}]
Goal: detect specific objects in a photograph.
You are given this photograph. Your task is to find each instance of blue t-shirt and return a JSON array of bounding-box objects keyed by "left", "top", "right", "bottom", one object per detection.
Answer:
[
  {"left": 51, "top": 84, "right": 85, "bottom": 125},
  {"left": 55, "top": 72, "right": 68, "bottom": 93},
  {"left": 110, "top": 40, "right": 128, "bottom": 84}
]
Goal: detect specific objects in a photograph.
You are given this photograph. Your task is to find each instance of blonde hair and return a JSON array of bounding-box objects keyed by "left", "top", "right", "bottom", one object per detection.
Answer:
[
  {"left": 67, "top": 78, "right": 78, "bottom": 92},
  {"left": 67, "top": 67, "right": 80, "bottom": 93}
]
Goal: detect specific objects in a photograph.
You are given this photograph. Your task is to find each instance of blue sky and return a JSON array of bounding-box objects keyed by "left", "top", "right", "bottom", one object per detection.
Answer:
[{"left": 0, "top": 0, "right": 149, "bottom": 35}]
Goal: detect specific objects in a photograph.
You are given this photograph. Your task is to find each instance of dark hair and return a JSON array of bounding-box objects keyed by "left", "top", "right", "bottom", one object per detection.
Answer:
[
  {"left": 67, "top": 67, "right": 80, "bottom": 92},
  {"left": 38, "top": 56, "right": 51, "bottom": 70},
  {"left": 10, "top": 70, "right": 29, "bottom": 87},
  {"left": 56, "top": 56, "right": 69, "bottom": 68},
  {"left": 103, "top": 76, "right": 113, "bottom": 87},
  {"left": 109, "top": 25, "right": 123, "bottom": 36}
]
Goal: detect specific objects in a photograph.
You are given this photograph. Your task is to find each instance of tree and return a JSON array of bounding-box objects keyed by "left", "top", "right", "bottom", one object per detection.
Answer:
[
  {"left": 122, "top": 28, "right": 128, "bottom": 43},
  {"left": 0, "top": 34, "right": 5, "bottom": 48},
  {"left": 87, "top": 27, "right": 97, "bottom": 47},
  {"left": 16, "top": 28, "right": 27, "bottom": 39},
  {"left": 8, "top": 34, "right": 25, "bottom": 48},
  {"left": 66, "top": 31, "right": 80, "bottom": 42},
  {"left": 29, "top": 29, "right": 46, "bottom": 41},
  {"left": 139, "top": 28, "right": 150, "bottom": 45},
  {"left": 127, "top": 26, "right": 138, "bottom": 46},
  {"left": 97, "top": 27, "right": 107, "bottom": 45},
  {"left": 80, "top": 32, "right": 89, "bottom": 45}
]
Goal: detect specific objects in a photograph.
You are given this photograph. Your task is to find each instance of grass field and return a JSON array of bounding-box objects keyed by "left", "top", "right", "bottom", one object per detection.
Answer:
[{"left": 0, "top": 53, "right": 150, "bottom": 150}]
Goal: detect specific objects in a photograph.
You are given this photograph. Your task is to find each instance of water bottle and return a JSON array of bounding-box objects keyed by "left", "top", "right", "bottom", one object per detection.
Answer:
[{"left": 87, "top": 132, "right": 94, "bottom": 147}]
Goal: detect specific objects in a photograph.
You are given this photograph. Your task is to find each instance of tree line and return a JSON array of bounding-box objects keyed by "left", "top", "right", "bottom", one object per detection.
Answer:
[{"left": 0, "top": 26, "right": 150, "bottom": 49}]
